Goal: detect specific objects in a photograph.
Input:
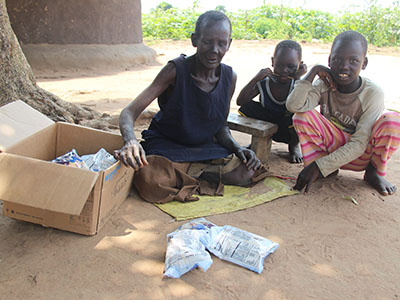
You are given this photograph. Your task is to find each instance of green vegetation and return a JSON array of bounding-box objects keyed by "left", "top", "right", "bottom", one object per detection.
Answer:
[{"left": 142, "top": 1, "right": 400, "bottom": 47}]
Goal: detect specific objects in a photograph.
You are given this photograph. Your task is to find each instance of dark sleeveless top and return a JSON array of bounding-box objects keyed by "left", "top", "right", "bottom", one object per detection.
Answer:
[
  {"left": 141, "top": 54, "right": 233, "bottom": 162},
  {"left": 257, "top": 77, "right": 294, "bottom": 114}
]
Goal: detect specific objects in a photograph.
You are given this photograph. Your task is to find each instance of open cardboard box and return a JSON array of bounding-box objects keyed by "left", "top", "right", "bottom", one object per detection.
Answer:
[{"left": 0, "top": 101, "right": 134, "bottom": 235}]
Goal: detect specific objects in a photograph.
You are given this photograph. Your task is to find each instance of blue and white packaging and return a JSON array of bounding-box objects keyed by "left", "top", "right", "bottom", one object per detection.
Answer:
[
  {"left": 163, "top": 228, "right": 213, "bottom": 279},
  {"left": 207, "top": 225, "right": 279, "bottom": 274},
  {"left": 163, "top": 218, "right": 279, "bottom": 278},
  {"left": 52, "top": 149, "right": 89, "bottom": 169},
  {"left": 177, "top": 218, "right": 216, "bottom": 246},
  {"left": 178, "top": 218, "right": 216, "bottom": 231},
  {"left": 81, "top": 148, "right": 117, "bottom": 172}
]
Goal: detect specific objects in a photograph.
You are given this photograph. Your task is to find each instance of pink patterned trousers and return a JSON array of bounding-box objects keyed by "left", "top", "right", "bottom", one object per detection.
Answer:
[{"left": 293, "top": 109, "right": 400, "bottom": 176}]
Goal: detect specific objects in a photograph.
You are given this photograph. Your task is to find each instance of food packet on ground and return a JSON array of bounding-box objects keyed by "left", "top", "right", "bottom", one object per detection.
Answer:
[
  {"left": 163, "top": 228, "right": 213, "bottom": 279},
  {"left": 207, "top": 225, "right": 279, "bottom": 274},
  {"left": 81, "top": 148, "right": 117, "bottom": 172},
  {"left": 178, "top": 218, "right": 216, "bottom": 231},
  {"left": 52, "top": 149, "right": 89, "bottom": 169},
  {"left": 177, "top": 218, "right": 217, "bottom": 247}
]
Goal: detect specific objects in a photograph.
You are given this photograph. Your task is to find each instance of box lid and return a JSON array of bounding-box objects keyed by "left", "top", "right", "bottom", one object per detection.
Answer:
[
  {"left": 0, "top": 153, "right": 99, "bottom": 215},
  {"left": 0, "top": 100, "right": 54, "bottom": 151}
]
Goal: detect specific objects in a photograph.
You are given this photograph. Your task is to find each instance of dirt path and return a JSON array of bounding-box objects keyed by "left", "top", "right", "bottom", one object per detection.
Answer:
[
  {"left": 1, "top": 40, "right": 400, "bottom": 300},
  {"left": 35, "top": 40, "right": 400, "bottom": 116}
]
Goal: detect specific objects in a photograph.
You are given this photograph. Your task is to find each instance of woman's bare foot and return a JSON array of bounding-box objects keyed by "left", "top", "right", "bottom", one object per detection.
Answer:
[
  {"left": 364, "top": 163, "right": 397, "bottom": 195},
  {"left": 288, "top": 143, "right": 303, "bottom": 164}
]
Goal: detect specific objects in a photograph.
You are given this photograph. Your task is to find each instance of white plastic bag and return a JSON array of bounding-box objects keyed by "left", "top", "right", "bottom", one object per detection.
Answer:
[
  {"left": 163, "top": 218, "right": 279, "bottom": 277},
  {"left": 52, "top": 149, "right": 89, "bottom": 169},
  {"left": 207, "top": 225, "right": 279, "bottom": 273},
  {"left": 81, "top": 148, "right": 116, "bottom": 172},
  {"left": 163, "top": 229, "right": 213, "bottom": 279}
]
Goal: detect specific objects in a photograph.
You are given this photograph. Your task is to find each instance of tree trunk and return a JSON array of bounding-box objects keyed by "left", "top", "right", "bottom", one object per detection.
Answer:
[{"left": 0, "top": 0, "right": 117, "bottom": 130}]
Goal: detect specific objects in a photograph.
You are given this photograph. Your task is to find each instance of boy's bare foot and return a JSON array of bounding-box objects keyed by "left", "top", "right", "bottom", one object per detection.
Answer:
[
  {"left": 364, "top": 163, "right": 397, "bottom": 196},
  {"left": 288, "top": 143, "right": 303, "bottom": 163}
]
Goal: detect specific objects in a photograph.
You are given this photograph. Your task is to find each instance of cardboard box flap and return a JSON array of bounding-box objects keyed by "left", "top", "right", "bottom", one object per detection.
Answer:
[
  {"left": 0, "top": 100, "right": 54, "bottom": 151},
  {"left": 0, "top": 154, "right": 99, "bottom": 215}
]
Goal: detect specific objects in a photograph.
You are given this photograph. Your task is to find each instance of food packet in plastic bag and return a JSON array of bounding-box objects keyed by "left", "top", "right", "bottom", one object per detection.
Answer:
[
  {"left": 81, "top": 148, "right": 117, "bottom": 172},
  {"left": 163, "top": 228, "right": 213, "bottom": 279},
  {"left": 52, "top": 149, "right": 89, "bottom": 169},
  {"left": 207, "top": 225, "right": 279, "bottom": 274},
  {"left": 177, "top": 218, "right": 216, "bottom": 247},
  {"left": 178, "top": 218, "right": 216, "bottom": 232}
]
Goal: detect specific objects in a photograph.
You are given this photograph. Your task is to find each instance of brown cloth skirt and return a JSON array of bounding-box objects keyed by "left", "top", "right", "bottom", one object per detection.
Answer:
[{"left": 133, "top": 155, "right": 270, "bottom": 204}]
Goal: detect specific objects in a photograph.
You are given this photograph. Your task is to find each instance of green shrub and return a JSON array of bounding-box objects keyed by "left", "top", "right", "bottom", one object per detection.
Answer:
[
  {"left": 142, "top": 2, "right": 400, "bottom": 47},
  {"left": 254, "top": 18, "right": 290, "bottom": 39}
]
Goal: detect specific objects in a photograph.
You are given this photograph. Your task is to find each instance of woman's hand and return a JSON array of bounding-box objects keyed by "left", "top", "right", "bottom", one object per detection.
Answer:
[
  {"left": 234, "top": 147, "right": 262, "bottom": 171},
  {"left": 114, "top": 139, "right": 148, "bottom": 171}
]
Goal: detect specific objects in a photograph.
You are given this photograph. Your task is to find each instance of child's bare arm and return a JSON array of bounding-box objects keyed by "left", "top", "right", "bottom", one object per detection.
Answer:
[
  {"left": 304, "top": 65, "right": 336, "bottom": 90},
  {"left": 237, "top": 68, "right": 273, "bottom": 106}
]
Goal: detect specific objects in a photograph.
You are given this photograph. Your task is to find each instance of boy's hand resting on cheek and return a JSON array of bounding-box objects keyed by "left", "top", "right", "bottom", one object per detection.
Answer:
[
  {"left": 308, "top": 65, "right": 337, "bottom": 91},
  {"left": 294, "top": 62, "right": 307, "bottom": 80}
]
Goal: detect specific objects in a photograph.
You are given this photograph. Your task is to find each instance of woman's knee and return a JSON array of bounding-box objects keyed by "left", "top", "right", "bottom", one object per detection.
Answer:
[{"left": 221, "top": 163, "right": 255, "bottom": 187}]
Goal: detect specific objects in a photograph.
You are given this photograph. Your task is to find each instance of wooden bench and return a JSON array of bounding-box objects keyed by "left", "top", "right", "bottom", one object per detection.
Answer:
[{"left": 227, "top": 113, "right": 278, "bottom": 164}]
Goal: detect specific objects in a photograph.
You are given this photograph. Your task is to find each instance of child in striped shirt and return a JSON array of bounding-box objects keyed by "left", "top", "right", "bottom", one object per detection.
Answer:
[{"left": 286, "top": 30, "right": 400, "bottom": 196}]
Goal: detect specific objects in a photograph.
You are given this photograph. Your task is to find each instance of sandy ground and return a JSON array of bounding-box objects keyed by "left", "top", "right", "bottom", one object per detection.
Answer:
[{"left": 1, "top": 40, "right": 400, "bottom": 300}]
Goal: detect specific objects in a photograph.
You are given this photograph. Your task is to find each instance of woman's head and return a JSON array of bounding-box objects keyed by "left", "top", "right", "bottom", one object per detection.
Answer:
[
  {"left": 191, "top": 11, "right": 232, "bottom": 70},
  {"left": 194, "top": 10, "right": 232, "bottom": 38}
]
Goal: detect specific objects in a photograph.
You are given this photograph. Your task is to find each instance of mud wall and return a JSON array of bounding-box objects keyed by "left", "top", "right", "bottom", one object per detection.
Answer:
[{"left": 6, "top": 0, "right": 142, "bottom": 44}]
